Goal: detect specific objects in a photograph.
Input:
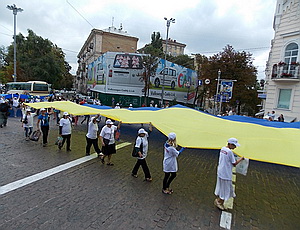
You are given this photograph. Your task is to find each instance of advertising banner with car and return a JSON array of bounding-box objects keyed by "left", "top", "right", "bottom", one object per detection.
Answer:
[{"left": 87, "top": 52, "right": 198, "bottom": 104}]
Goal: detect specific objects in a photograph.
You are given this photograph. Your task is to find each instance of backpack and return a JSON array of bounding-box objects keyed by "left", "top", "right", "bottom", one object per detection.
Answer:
[
  {"left": 30, "top": 130, "right": 41, "bottom": 141},
  {"left": 132, "top": 137, "right": 143, "bottom": 157}
]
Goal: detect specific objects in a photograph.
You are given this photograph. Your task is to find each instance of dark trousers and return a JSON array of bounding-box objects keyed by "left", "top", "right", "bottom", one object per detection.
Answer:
[
  {"left": 163, "top": 172, "right": 177, "bottom": 190},
  {"left": 86, "top": 136, "right": 101, "bottom": 154},
  {"left": 41, "top": 125, "right": 49, "bottom": 144},
  {"left": 132, "top": 158, "right": 151, "bottom": 179},
  {"left": 61, "top": 134, "right": 71, "bottom": 150},
  {"left": 24, "top": 127, "right": 33, "bottom": 137}
]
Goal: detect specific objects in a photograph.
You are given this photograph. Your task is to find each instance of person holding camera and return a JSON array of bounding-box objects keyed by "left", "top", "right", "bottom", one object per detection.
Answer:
[{"left": 22, "top": 108, "right": 35, "bottom": 141}]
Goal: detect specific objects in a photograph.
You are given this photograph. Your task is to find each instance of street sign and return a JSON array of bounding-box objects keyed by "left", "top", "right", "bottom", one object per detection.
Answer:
[{"left": 205, "top": 79, "right": 210, "bottom": 84}]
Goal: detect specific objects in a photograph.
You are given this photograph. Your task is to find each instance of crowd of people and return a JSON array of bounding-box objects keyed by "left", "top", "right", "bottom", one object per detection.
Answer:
[{"left": 1, "top": 93, "right": 246, "bottom": 211}]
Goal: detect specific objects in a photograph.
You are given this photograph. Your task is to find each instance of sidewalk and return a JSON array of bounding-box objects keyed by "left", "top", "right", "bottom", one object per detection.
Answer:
[{"left": 0, "top": 117, "right": 299, "bottom": 229}]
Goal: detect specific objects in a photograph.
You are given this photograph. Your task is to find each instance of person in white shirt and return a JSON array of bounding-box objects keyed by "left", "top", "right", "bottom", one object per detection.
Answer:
[
  {"left": 12, "top": 95, "right": 20, "bottom": 117},
  {"left": 85, "top": 115, "right": 102, "bottom": 157},
  {"left": 214, "top": 138, "right": 244, "bottom": 210},
  {"left": 22, "top": 108, "right": 35, "bottom": 140},
  {"left": 114, "top": 103, "right": 120, "bottom": 109},
  {"left": 131, "top": 125, "right": 153, "bottom": 181},
  {"left": 99, "top": 119, "right": 121, "bottom": 166},
  {"left": 58, "top": 112, "right": 72, "bottom": 151},
  {"left": 162, "top": 132, "right": 185, "bottom": 195}
]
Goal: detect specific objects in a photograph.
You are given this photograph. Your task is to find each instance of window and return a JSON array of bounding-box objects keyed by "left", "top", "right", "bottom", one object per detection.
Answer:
[
  {"left": 277, "top": 89, "right": 292, "bottom": 109},
  {"left": 284, "top": 43, "right": 298, "bottom": 76},
  {"left": 33, "top": 83, "right": 48, "bottom": 91}
]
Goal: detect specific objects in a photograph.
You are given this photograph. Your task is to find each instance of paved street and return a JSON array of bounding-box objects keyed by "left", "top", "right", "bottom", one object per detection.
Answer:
[{"left": 0, "top": 116, "right": 299, "bottom": 230}]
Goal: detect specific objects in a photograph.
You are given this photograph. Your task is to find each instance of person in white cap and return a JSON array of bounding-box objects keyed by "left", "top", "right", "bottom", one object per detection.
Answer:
[
  {"left": 58, "top": 112, "right": 72, "bottom": 151},
  {"left": 114, "top": 103, "right": 120, "bottom": 109},
  {"left": 214, "top": 138, "right": 244, "bottom": 210},
  {"left": 99, "top": 119, "right": 122, "bottom": 165},
  {"left": 162, "top": 132, "right": 185, "bottom": 195},
  {"left": 86, "top": 115, "right": 102, "bottom": 157},
  {"left": 131, "top": 124, "right": 153, "bottom": 181},
  {"left": 22, "top": 108, "right": 35, "bottom": 140},
  {"left": 12, "top": 95, "right": 20, "bottom": 117},
  {"left": 37, "top": 108, "right": 53, "bottom": 147}
]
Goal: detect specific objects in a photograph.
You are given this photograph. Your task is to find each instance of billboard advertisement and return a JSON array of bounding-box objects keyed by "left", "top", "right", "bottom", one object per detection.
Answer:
[{"left": 87, "top": 52, "right": 198, "bottom": 104}]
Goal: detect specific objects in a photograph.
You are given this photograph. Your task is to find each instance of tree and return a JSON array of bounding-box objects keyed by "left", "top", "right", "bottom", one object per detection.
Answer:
[
  {"left": 167, "top": 54, "right": 194, "bottom": 69},
  {"left": 151, "top": 32, "right": 163, "bottom": 50},
  {"left": 4, "top": 29, "right": 73, "bottom": 89},
  {"left": 195, "top": 45, "right": 260, "bottom": 116},
  {"left": 138, "top": 32, "right": 164, "bottom": 57},
  {"left": 141, "top": 55, "right": 159, "bottom": 105}
]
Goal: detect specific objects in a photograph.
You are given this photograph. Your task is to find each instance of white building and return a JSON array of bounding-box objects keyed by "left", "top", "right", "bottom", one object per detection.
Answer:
[{"left": 264, "top": 0, "right": 300, "bottom": 122}]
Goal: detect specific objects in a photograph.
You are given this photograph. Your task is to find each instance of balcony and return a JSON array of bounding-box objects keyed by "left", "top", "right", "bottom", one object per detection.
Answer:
[{"left": 271, "top": 63, "right": 300, "bottom": 82}]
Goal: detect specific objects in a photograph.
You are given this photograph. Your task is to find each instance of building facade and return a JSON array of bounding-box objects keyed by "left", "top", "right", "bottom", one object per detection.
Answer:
[
  {"left": 162, "top": 39, "right": 186, "bottom": 57},
  {"left": 74, "top": 26, "right": 139, "bottom": 94},
  {"left": 264, "top": 0, "right": 300, "bottom": 121}
]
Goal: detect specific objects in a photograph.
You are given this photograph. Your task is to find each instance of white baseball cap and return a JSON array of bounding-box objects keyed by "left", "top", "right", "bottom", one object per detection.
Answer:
[
  {"left": 227, "top": 138, "right": 240, "bottom": 147},
  {"left": 63, "top": 112, "right": 69, "bottom": 116},
  {"left": 26, "top": 108, "right": 31, "bottom": 112},
  {"left": 40, "top": 108, "right": 46, "bottom": 111},
  {"left": 168, "top": 132, "right": 176, "bottom": 140},
  {"left": 106, "top": 119, "right": 113, "bottom": 125},
  {"left": 138, "top": 128, "right": 147, "bottom": 135}
]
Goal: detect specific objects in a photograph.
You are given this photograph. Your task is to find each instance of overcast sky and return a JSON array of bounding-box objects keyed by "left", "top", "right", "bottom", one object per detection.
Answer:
[{"left": 0, "top": 0, "right": 276, "bottom": 79}]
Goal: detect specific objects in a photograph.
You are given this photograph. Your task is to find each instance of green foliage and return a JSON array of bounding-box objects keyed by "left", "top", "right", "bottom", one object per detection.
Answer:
[
  {"left": 151, "top": 32, "right": 163, "bottom": 50},
  {"left": 195, "top": 45, "right": 260, "bottom": 116},
  {"left": 4, "top": 29, "right": 73, "bottom": 89},
  {"left": 166, "top": 54, "right": 194, "bottom": 69}
]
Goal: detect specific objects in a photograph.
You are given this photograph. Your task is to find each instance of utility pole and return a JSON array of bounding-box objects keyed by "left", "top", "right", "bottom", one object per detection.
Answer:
[
  {"left": 214, "top": 69, "right": 221, "bottom": 115},
  {"left": 7, "top": 4, "right": 23, "bottom": 82},
  {"left": 161, "top": 17, "right": 175, "bottom": 107}
]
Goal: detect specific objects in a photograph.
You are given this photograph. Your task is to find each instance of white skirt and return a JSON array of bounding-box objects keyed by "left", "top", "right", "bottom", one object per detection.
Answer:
[{"left": 214, "top": 176, "right": 236, "bottom": 201}]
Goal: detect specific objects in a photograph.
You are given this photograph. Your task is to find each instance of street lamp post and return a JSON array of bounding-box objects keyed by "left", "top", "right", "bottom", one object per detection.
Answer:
[
  {"left": 214, "top": 69, "right": 221, "bottom": 115},
  {"left": 7, "top": 4, "right": 23, "bottom": 82},
  {"left": 161, "top": 17, "right": 175, "bottom": 107}
]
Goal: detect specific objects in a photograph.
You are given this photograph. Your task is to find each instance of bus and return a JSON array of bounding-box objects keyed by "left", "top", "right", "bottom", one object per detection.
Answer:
[{"left": 5, "top": 81, "right": 51, "bottom": 96}]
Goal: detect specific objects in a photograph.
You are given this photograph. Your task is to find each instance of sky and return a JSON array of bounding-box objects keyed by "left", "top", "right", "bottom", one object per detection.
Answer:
[{"left": 0, "top": 0, "right": 277, "bottom": 80}]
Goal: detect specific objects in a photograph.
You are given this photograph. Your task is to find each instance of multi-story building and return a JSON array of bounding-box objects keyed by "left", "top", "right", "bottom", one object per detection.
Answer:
[
  {"left": 264, "top": 0, "right": 300, "bottom": 121},
  {"left": 75, "top": 25, "right": 139, "bottom": 94},
  {"left": 162, "top": 38, "right": 186, "bottom": 57}
]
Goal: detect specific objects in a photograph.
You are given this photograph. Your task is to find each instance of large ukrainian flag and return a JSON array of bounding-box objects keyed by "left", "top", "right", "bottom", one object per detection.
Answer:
[{"left": 26, "top": 101, "right": 300, "bottom": 168}]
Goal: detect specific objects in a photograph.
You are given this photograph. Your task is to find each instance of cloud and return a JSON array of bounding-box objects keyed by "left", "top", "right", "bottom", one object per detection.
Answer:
[{"left": 0, "top": 0, "right": 276, "bottom": 79}]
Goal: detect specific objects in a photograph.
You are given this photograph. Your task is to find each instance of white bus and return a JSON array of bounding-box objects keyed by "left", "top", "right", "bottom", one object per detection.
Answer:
[{"left": 6, "top": 81, "right": 51, "bottom": 96}]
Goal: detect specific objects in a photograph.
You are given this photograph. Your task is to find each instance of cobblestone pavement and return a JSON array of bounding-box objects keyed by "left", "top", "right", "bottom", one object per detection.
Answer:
[{"left": 0, "top": 116, "right": 299, "bottom": 230}]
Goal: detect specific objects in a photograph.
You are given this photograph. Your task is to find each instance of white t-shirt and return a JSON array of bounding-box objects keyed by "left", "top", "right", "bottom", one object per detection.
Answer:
[
  {"left": 23, "top": 113, "right": 35, "bottom": 128},
  {"left": 217, "top": 146, "right": 236, "bottom": 180},
  {"left": 163, "top": 143, "right": 180, "bottom": 172},
  {"left": 100, "top": 125, "right": 117, "bottom": 144},
  {"left": 59, "top": 118, "right": 72, "bottom": 135},
  {"left": 135, "top": 135, "right": 149, "bottom": 159},
  {"left": 86, "top": 120, "right": 98, "bottom": 139},
  {"left": 12, "top": 98, "right": 19, "bottom": 107}
]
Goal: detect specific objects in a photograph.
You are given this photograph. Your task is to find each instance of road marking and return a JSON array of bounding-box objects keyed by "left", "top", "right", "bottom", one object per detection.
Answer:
[
  {"left": 0, "top": 142, "right": 131, "bottom": 196},
  {"left": 220, "top": 211, "right": 232, "bottom": 229}
]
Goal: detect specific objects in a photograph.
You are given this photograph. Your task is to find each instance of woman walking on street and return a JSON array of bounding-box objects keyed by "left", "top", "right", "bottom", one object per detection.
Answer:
[
  {"left": 162, "top": 132, "right": 185, "bottom": 195},
  {"left": 99, "top": 119, "right": 121, "bottom": 166},
  {"left": 37, "top": 108, "right": 52, "bottom": 147},
  {"left": 131, "top": 124, "right": 153, "bottom": 182},
  {"left": 86, "top": 115, "right": 102, "bottom": 157},
  {"left": 214, "top": 138, "right": 244, "bottom": 210},
  {"left": 22, "top": 108, "right": 35, "bottom": 140},
  {"left": 58, "top": 112, "right": 72, "bottom": 151}
]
